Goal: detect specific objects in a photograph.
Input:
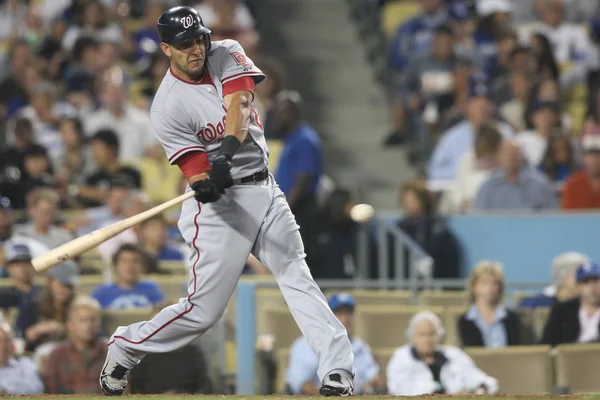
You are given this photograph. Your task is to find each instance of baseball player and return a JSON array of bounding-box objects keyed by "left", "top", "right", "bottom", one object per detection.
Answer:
[{"left": 99, "top": 6, "right": 354, "bottom": 396}]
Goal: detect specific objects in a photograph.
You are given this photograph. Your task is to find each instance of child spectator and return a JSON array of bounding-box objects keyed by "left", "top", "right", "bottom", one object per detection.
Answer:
[
  {"left": 459, "top": 260, "right": 524, "bottom": 347},
  {"left": 0, "top": 322, "right": 44, "bottom": 394},
  {"left": 92, "top": 244, "right": 165, "bottom": 310}
]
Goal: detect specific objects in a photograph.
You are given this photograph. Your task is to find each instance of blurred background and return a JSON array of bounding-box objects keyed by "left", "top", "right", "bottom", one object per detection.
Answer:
[{"left": 2, "top": 0, "right": 600, "bottom": 396}]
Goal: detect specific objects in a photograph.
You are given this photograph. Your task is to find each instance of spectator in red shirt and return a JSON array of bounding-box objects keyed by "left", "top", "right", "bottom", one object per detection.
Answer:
[
  {"left": 561, "top": 135, "right": 600, "bottom": 209},
  {"left": 43, "top": 296, "right": 107, "bottom": 394}
]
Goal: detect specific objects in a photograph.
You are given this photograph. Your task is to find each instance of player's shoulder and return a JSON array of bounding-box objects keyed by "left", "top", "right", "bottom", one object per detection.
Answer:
[
  {"left": 150, "top": 72, "right": 188, "bottom": 115},
  {"left": 210, "top": 39, "right": 244, "bottom": 56}
]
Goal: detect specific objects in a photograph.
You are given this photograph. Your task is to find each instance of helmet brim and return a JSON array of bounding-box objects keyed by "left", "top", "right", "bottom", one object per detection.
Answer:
[{"left": 164, "top": 26, "right": 212, "bottom": 45}]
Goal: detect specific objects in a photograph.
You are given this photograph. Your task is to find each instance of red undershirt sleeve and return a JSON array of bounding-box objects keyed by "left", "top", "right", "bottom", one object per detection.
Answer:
[
  {"left": 222, "top": 76, "right": 255, "bottom": 97},
  {"left": 175, "top": 151, "right": 211, "bottom": 179}
]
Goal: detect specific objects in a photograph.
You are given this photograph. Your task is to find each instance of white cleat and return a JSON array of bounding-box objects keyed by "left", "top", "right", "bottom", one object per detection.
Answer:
[
  {"left": 319, "top": 372, "right": 354, "bottom": 396},
  {"left": 99, "top": 352, "right": 129, "bottom": 396}
]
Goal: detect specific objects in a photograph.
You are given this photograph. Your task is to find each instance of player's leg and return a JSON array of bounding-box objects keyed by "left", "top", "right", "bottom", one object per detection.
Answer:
[
  {"left": 253, "top": 179, "right": 354, "bottom": 396},
  {"left": 101, "top": 186, "right": 271, "bottom": 395}
]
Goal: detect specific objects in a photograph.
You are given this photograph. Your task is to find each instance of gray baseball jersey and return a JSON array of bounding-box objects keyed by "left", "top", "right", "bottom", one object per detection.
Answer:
[{"left": 150, "top": 39, "right": 269, "bottom": 178}]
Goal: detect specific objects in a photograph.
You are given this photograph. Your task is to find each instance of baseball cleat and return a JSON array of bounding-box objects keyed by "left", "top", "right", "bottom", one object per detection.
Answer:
[
  {"left": 99, "top": 352, "right": 129, "bottom": 396},
  {"left": 319, "top": 372, "right": 354, "bottom": 396}
]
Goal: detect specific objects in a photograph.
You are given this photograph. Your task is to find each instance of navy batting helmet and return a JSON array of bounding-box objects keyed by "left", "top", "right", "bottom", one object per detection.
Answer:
[{"left": 157, "top": 6, "right": 212, "bottom": 50}]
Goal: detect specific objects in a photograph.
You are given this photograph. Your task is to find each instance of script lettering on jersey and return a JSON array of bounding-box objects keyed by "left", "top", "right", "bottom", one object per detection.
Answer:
[{"left": 196, "top": 106, "right": 227, "bottom": 143}]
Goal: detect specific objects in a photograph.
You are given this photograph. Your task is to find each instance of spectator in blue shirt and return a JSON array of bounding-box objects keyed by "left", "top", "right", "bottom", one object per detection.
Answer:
[
  {"left": 273, "top": 91, "right": 322, "bottom": 270},
  {"left": 131, "top": 2, "right": 163, "bottom": 62},
  {"left": 92, "top": 244, "right": 165, "bottom": 310},
  {"left": 388, "top": 0, "right": 449, "bottom": 72},
  {"left": 286, "top": 293, "right": 384, "bottom": 395}
]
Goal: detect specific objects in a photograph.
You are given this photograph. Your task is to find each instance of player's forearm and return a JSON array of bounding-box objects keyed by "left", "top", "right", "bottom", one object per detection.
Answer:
[{"left": 222, "top": 90, "right": 252, "bottom": 153}]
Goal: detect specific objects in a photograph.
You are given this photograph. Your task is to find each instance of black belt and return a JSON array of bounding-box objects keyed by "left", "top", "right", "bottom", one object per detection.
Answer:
[{"left": 238, "top": 167, "right": 269, "bottom": 184}]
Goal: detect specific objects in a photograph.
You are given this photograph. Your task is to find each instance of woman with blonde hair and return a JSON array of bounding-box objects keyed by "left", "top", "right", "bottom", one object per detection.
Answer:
[
  {"left": 458, "top": 260, "right": 523, "bottom": 347},
  {"left": 387, "top": 311, "right": 498, "bottom": 396}
]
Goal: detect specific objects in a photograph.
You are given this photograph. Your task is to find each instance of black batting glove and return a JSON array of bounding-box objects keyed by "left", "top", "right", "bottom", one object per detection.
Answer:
[
  {"left": 209, "top": 154, "right": 234, "bottom": 192},
  {"left": 191, "top": 179, "right": 222, "bottom": 203}
]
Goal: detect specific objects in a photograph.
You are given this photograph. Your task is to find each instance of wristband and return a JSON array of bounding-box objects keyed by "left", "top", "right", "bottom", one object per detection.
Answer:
[{"left": 219, "top": 135, "right": 241, "bottom": 161}]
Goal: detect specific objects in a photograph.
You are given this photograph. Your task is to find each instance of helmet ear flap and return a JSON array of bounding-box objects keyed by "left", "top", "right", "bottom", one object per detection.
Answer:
[{"left": 204, "top": 33, "right": 212, "bottom": 52}]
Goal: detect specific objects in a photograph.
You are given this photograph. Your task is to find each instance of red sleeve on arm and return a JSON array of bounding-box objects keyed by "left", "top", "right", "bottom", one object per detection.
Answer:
[
  {"left": 175, "top": 151, "right": 211, "bottom": 179},
  {"left": 222, "top": 76, "right": 255, "bottom": 97}
]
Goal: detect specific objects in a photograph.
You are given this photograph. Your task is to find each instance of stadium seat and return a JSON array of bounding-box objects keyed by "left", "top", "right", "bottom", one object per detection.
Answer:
[
  {"left": 349, "top": 289, "right": 412, "bottom": 306},
  {"left": 102, "top": 308, "right": 156, "bottom": 337},
  {"left": 355, "top": 305, "right": 444, "bottom": 348},
  {"left": 517, "top": 308, "right": 537, "bottom": 345},
  {"left": 275, "top": 348, "right": 290, "bottom": 393},
  {"left": 555, "top": 343, "right": 600, "bottom": 393},
  {"left": 159, "top": 260, "right": 188, "bottom": 274},
  {"left": 464, "top": 346, "right": 553, "bottom": 394},
  {"left": 372, "top": 347, "right": 396, "bottom": 380},
  {"left": 380, "top": 0, "right": 421, "bottom": 38},
  {"left": 418, "top": 290, "right": 469, "bottom": 307},
  {"left": 264, "top": 306, "right": 301, "bottom": 351},
  {"left": 153, "top": 276, "right": 188, "bottom": 303},
  {"left": 442, "top": 306, "right": 468, "bottom": 346}
]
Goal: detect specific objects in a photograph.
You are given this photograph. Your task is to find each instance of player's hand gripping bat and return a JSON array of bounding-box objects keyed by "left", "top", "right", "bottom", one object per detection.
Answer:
[{"left": 31, "top": 191, "right": 196, "bottom": 273}]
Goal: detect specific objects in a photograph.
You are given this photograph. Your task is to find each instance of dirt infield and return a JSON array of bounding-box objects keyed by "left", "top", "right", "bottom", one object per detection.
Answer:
[{"left": 0, "top": 395, "right": 597, "bottom": 400}]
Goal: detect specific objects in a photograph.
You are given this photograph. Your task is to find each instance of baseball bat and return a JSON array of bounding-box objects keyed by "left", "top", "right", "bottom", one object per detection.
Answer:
[{"left": 32, "top": 191, "right": 196, "bottom": 273}]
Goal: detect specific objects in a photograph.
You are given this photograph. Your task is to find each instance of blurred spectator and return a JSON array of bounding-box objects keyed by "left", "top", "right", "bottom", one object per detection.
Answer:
[
  {"left": 0, "top": 322, "right": 44, "bottom": 395},
  {"left": 76, "top": 129, "right": 142, "bottom": 207},
  {"left": 130, "top": 343, "right": 213, "bottom": 394},
  {"left": 516, "top": 100, "right": 561, "bottom": 167},
  {"left": 272, "top": 91, "right": 321, "bottom": 271},
  {"left": 459, "top": 260, "right": 523, "bottom": 347},
  {"left": 473, "top": 0, "right": 513, "bottom": 81},
  {"left": 14, "top": 189, "right": 73, "bottom": 249},
  {"left": 19, "top": 262, "right": 78, "bottom": 352},
  {"left": 473, "top": 139, "right": 558, "bottom": 210},
  {"left": 448, "top": 1, "right": 475, "bottom": 60},
  {"left": 537, "top": 135, "right": 579, "bottom": 186},
  {"left": 384, "top": 25, "right": 471, "bottom": 150},
  {"left": 440, "top": 123, "right": 503, "bottom": 213},
  {"left": 519, "top": 252, "right": 590, "bottom": 308},
  {"left": 0, "top": 39, "right": 33, "bottom": 119},
  {"left": 386, "top": 311, "right": 498, "bottom": 396},
  {"left": 133, "top": 52, "right": 170, "bottom": 110},
  {"left": 131, "top": 1, "right": 165, "bottom": 63},
  {"left": 92, "top": 244, "right": 165, "bottom": 310},
  {"left": 64, "top": 36, "right": 101, "bottom": 115},
  {"left": 43, "top": 296, "right": 107, "bottom": 394},
  {"left": 0, "top": 0, "right": 28, "bottom": 43},
  {"left": 490, "top": 41, "right": 535, "bottom": 107},
  {"left": 427, "top": 79, "right": 513, "bottom": 184},
  {"left": 0, "top": 243, "right": 42, "bottom": 311},
  {"left": 62, "top": 0, "right": 122, "bottom": 52},
  {"left": 394, "top": 180, "right": 460, "bottom": 279},
  {"left": 561, "top": 134, "right": 600, "bottom": 209},
  {"left": 139, "top": 215, "right": 184, "bottom": 262},
  {"left": 195, "top": 0, "right": 259, "bottom": 55},
  {"left": 287, "top": 293, "right": 383, "bottom": 395},
  {"left": 490, "top": 31, "right": 517, "bottom": 83},
  {"left": 529, "top": 33, "right": 560, "bottom": 83},
  {"left": 542, "top": 261, "right": 600, "bottom": 346},
  {"left": 85, "top": 67, "right": 161, "bottom": 162},
  {"left": 9, "top": 144, "right": 54, "bottom": 210},
  {"left": 584, "top": 88, "right": 600, "bottom": 136},
  {"left": 254, "top": 57, "right": 285, "bottom": 139},
  {"left": 499, "top": 71, "right": 533, "bottom": 131},
  {"left": 388, "top": 0, "right": 448, "bottom": 72},
  {"left": 0, "top": 117, "right": 34, "bottom": 206}
]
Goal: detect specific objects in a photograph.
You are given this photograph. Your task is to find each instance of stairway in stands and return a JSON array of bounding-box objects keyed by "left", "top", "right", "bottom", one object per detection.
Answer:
[{"left": 254, "top": 0, "right": 416, "bottom": 211}]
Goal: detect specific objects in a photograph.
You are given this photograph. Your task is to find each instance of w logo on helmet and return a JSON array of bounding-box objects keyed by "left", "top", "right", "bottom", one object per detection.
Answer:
[{"left": 182, "top": 14, "right": 195, "bottom": 29}]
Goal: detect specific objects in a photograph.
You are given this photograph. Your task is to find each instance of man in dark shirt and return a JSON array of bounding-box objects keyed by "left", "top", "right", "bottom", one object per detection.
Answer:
[
  {"left": 72, "top": 129, "right": 142, "bottom": 207},
  {"left": 0, "top": 242, "right": 42, "bottom": 313},
  {"left": 0, "top": 118, "right": 35, "bottom": 208}
]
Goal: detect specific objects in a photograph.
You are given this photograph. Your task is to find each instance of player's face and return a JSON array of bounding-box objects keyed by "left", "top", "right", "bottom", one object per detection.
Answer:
[{"left": 161, "top": 37, "right": 208, "bottom": 81}]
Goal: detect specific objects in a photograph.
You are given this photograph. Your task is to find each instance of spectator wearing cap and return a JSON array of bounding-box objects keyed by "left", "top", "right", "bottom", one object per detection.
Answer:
[
  {"left": 427, "top": 77, "right": 514, "bottom": 186},
  {"left": 388, "top": 0, "right": 449, "bottom": 72},
  {"left": 43, "top": 296, "right": 107, "bottom": 394},
  {"left": 92, "top": 244, "right": 165, "bottom": 310},
  {"left": 0, "top": 39, "right": 33, "bottom": 119},
  {"left": 75, "top": 129, "right": 142, "bottom": 207},
  {"left": 14, "top": 189, "right": 73, "bottom": 250},
  {"left": 287, "top": 293, "right": 383, "bottom": 395},
  {"left": 84, "top": 67, "right": 161, "bottom": 163},
  {"left": 519, "top": 252, "right": 590, "bottom": 309},
  {"left": 473, "top": 139, "right": 558, "bottom": 210},
  {"left": 0, "top": 242, "right": 43, "bottom": 311},
  {"left": 542, "top": 261, "right": 600, "bottom": 346},
  {"left": 384, "top": 24, "right": 471, "bottom": 152},
  {"left": 17, "top": 261, "right": 78, "bottom": 352},
  {"left": 458, "top": 261, "right": 523, "bottom": 347},
  {"left": 515, "top": 100, "right": 561, "bottom": 167},
  {"left": 0, "top": 322, "right": 44, "bottom": 394},
  {"left": 386, "top": 311, "right": 498, "bottom": 396},
  {"left": 561, "top": 135, "right": 600, "bottom": 209}
]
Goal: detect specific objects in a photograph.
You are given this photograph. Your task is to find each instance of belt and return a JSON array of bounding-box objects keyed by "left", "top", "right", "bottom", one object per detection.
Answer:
[{"left": 236, "top": 167, "right": 269, "bottom": 184}]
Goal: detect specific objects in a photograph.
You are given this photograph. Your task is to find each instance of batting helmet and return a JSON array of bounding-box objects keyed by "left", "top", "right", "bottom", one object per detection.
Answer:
[{"left": 157, "top": 6, "right": 212, "bottom": 51}]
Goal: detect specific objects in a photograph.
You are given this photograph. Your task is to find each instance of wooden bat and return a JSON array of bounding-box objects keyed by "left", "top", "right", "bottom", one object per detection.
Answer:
[{"left": 32, "top": 191, "right": 195, "bottom": 273}]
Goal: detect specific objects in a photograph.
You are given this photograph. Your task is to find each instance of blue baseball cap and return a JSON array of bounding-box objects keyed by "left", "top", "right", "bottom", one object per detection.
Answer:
[
  {"left": 6, "top": 242, "right": 32, "bottom": 265},
  {"left": 450, "top": 1, "right": 470, "bottom": 21},
  {"left": 328, "top": 292, "right": 355, "bottom": 312},
  {"left": 576, "top": 261, "right": 600, "bottom": 282}
]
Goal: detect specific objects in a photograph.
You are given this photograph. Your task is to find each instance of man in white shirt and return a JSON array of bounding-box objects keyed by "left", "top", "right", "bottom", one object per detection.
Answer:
[{"left": 84, "top": 66, "right": 161, "bottom": 163}]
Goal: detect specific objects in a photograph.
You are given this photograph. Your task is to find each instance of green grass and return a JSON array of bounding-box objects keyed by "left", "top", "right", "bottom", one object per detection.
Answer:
[{"left": 1, "top": 395, "right": 597, "bottom": 400}]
